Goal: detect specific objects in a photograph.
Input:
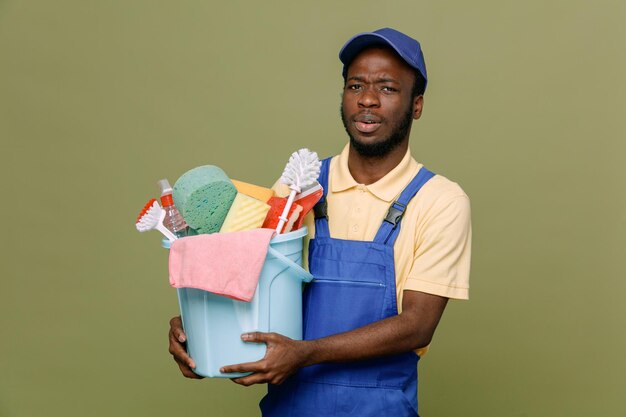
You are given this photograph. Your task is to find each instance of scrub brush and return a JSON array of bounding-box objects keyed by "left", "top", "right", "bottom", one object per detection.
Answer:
[
  {"left": 135, "top": 199, "right": 178, "bottom": 242},
  {"left": 275, "top": 148, "right": 321, "bottom": 234}
]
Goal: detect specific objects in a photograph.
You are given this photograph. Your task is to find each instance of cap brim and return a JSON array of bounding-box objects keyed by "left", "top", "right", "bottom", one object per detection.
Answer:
[{"left": 339, "top": 32, "right": 406, "bottom": 69}]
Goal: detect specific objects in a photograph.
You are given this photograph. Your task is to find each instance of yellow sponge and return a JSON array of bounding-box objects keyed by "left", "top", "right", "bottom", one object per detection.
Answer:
[
  {"left": 231, "top": 179, "right": 275, "bottom": 202},
  {"left": 271, "top": 180, "right": 292, "bottom": 198},
  {"left": 219, "top": 193, "right": 271, "bottom": 233}
]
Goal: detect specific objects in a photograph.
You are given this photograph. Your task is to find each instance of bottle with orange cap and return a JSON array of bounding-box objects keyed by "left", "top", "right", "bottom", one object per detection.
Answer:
[{"left": 158, "top": 179, "right": 189, "bottom": 238}]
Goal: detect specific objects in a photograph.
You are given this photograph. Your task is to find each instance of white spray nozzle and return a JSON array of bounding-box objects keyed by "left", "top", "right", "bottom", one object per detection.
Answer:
[{"left": 157, "top": 179, "right": 173, "bottom": 196}]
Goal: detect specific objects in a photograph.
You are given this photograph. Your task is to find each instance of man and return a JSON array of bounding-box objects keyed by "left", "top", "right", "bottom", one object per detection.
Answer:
[{"left": 169, "top": 28, "right": 471, "bottom": 416}]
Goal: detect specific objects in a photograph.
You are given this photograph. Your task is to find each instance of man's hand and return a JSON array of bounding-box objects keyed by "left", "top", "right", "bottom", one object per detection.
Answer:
[
  {"left": 168, "top": 316, "right": 204, "bottom": 379},
  {"left": 220, "top": 332, "right": 311, "bottom": 386}
]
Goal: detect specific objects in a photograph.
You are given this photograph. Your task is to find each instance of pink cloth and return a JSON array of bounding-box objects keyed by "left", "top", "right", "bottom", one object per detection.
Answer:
[{"left": 168, "top": 228, "right": 275, "bottom": 302}]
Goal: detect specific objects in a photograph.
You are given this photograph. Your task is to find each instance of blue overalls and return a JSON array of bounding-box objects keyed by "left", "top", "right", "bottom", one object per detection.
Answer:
[{"left": 260, "top": 158, "right": 435, "bottom": 417}]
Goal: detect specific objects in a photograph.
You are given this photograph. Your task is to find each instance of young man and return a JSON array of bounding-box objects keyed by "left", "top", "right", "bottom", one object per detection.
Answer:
[{"left": 168, "top": 28, "right": 471, "bottom": 416}]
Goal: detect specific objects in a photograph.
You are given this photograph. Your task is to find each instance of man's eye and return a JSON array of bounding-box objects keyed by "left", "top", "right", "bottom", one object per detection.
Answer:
[
  {"left": 381, "top": 86, "right": 397, "bottom": 92},
  {"left": 348, "top": 84, "right": 361, "bottom": 90}
]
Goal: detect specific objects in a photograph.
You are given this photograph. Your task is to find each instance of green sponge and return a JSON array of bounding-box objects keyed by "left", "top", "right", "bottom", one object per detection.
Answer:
[{"left": 172, "top": 165, "right": 237, "bottom": 234}]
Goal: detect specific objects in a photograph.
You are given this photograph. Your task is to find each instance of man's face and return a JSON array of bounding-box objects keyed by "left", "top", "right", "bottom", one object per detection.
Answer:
[{"left": 341, "top": 47, "right": 423, "bottom": 157}]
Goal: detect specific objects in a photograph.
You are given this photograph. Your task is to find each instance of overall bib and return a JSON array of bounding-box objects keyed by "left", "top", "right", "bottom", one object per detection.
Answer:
[{"left": 260, "top": 158, "right": 435, "bottom": 417}]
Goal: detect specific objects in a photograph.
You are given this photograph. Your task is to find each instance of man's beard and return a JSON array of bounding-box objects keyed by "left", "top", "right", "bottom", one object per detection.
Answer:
[{"left": 341, "top": 103, "right": 413, "bottom": 157}]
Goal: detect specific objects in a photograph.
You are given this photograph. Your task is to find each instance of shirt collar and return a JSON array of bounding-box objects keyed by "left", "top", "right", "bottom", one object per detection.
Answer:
[{"left": 331, "top": 143, "right": 420, "bottom": 203}]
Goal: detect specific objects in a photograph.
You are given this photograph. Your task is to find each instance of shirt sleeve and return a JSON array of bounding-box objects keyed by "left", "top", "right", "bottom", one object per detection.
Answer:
[{"left": 404, "top": 195, "right": 472, "bottom": 300}]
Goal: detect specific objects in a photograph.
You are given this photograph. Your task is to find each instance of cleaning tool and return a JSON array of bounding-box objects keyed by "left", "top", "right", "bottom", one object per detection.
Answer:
[
  {"left": 231, "top": 179, "right": 275, "bottom": 202},
  {"left": 136, "top": 199, "right": 177, "bottom": 242},
  {"left": 219, "top": 193, "right": 272, "bottom": 233},
  {"left": 262, "top": 197, "right": 303, "bottom": 233},
  {"left": 173, "top": 165, "right": 237, "bottom": 234},
  {"left": 292, "top": 183, "right": 323, "bottom": 230},
  {"left": 282, "top": 204, "right": 303, "bottom": 233},
  {"left": 158, "top": 179, "right": 189, "bottom": 238},
  {"left": 275, "top": 149, "right": 321, "bottom": 234}
]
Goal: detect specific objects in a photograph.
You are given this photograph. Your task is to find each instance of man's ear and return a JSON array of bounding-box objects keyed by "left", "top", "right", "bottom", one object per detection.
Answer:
[{"left": 413, "top": 95, "right": 424, "bottom": 120}]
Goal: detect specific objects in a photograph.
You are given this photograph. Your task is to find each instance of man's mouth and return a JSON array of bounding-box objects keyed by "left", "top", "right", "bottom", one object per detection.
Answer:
[{"left": 354, "top": 115, "right": 382, "bottom": 133}]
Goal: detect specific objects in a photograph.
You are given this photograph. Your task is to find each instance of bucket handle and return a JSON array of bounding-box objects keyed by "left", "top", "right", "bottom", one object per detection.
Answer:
[{"left": 267, "top": 247, "right": 314, "bottom": 283}]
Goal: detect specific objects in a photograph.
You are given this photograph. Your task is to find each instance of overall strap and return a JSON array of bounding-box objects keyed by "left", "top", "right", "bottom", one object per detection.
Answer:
[
  {"left": 312, "top": 157, "right": 332, "bottom": 238},
  {"left": 373, "top": 167, "right": 435, "bottom": 246}
]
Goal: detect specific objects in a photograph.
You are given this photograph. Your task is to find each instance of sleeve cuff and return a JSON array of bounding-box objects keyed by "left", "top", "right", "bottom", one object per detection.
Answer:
[{"left": 403, "top": 278, "right": 469, "bottom": 300}]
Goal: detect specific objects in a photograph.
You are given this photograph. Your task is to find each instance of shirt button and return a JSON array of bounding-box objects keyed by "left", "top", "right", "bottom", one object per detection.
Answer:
[
  {"left": 355, "top": 207, "right": 361, "bottom": 213},
  {"left": 352, "top": 225, "right": 359, "bottom": 232}
]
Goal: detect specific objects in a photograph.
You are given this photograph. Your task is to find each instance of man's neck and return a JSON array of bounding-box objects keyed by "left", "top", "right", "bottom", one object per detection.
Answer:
[{"left": 347, "top": 141, "right": 409, "bottom": 185}]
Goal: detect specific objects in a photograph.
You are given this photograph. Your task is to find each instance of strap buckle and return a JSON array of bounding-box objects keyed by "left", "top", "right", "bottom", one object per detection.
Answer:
[
  {"left": 313, "top": 200, "right": 328, "bottom": 219},
  {"left": 384, "top": 201, "right": 406, "bottom": 226}
]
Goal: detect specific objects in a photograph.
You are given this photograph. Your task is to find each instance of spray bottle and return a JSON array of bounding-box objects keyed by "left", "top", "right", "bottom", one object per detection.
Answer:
[{"left": 158, "top": 179, "right": 188, "bottom": 238}]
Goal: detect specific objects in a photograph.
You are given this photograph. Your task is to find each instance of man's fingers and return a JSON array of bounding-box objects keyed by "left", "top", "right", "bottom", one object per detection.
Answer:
[
  {"left": 173, "top": 353, "right": 203, "bottom": 379},
  {"left": 230, "top": 373, "right": 268, "bottom": 386},
  {"left": 168, "top": 315, "right": 202, "bottom": 379},
  {"left": 168, "top": 331, "right": 191, "bottom": 362},
  {"left": 173, "top": 329, "right": 186, "bottom": 343},
  {"left": 241, "top": 331, "right": 280, "bottom": 344},
  {"left": 175, "top": 359, "right": 204, "bottom": 379},
  {"left": 220, "top": 360, "right": 267, "bottom": 375},
  {"left": 169, "top": 316, "right": 186, "bottom": 343},
  {"left": 170, "top": 343, "right": 196, "bottom": 369},
  {"left": 230, "top": 370, "right": 286, "bottom": 386},
  {"left": 241, "top": 332, "right": 266, "bottom": 343},
  {"left": 168, "top": 327, "right": 195, "bottom": 369}
]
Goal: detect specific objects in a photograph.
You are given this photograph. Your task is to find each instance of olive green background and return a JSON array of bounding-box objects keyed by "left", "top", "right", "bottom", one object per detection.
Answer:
[{"left": 1, "top": 1, "right": 624, "bottom": 416}]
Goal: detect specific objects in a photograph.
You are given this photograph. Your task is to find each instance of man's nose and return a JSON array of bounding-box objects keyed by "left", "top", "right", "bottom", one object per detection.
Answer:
[{"left": 358, "top": 87, "right": 380, "bottom": 108}]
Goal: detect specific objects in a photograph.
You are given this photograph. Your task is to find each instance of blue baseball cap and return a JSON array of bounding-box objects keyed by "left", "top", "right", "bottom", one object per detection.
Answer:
[{"left": 339, "top": 27, "right": 428, "bottom": 91}]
